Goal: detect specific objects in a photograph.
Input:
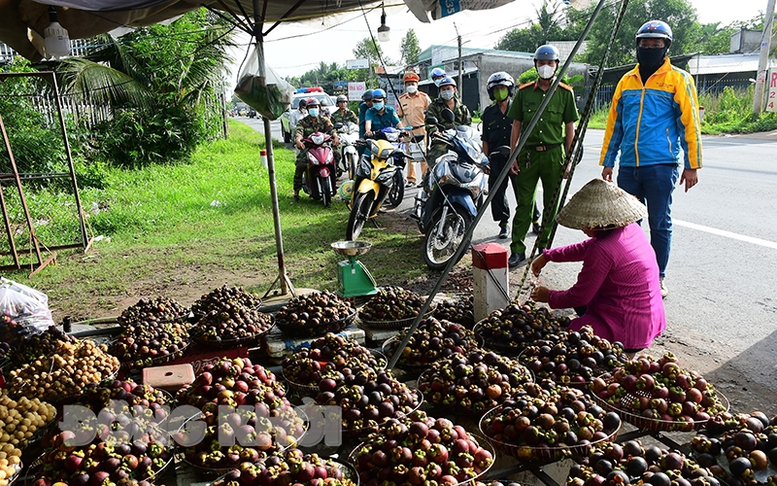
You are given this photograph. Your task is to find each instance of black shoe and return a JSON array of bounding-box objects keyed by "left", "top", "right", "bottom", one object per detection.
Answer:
[
  {"left": 532, "top": 221, "right": 541, "bottom": 235},
  {"left": 508, "top": 252, "right": 526, "bottom": 269},
  {"left": 498, "top": 224, "right": 509, "bottom": 239},
  {"left": 293, "top": 194, "right": 300, "bottom": 202}
]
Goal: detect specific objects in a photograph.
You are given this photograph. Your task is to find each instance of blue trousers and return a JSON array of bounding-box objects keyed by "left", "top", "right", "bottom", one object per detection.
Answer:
[{"left": 617, "top": 164, "right": 679, "bottom": 279}]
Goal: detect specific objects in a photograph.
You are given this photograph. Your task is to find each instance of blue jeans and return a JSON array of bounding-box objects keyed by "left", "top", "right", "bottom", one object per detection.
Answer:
[{"left": 617, "top": 164, "right": 679, "bottom": 279}]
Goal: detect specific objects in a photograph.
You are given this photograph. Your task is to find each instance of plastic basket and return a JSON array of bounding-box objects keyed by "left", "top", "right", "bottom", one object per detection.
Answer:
[
  {"left": 479, "top": 404, "right": 621, "bottom": 463},
  {"left": 192, "top": 315, "right": 275, "bottom": 349},
  {"left": 590, "top": 385, "right": 730, "bottom": 432},
  {"left": 346, "top": 430, "right": 494, "bottom": 485},
  {"left": 357, "top": 306, "right": 436, "bottom": 330},
  {"left": 473, "top": 320, "right": 526, "bottom": 356},
  {"left": 276, "top": 311, "right": 356, "bottom": 338}
]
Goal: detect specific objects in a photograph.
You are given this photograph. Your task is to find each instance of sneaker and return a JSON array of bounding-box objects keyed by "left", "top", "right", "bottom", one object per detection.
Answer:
[
  {"left": 406, "top": 180, "right": 415, "bottom": 187},
  {"left": 498, "top": 224, "right": 509, "bottom": 239},
  {"left": 531, "top": 221, "right": 542, "bottom": 235},
  {"left": 508, "top": 252, "right": 526, "bottom": 269},
  {"left": 660, "top": 279, "right": 668, "bottom": 298}
]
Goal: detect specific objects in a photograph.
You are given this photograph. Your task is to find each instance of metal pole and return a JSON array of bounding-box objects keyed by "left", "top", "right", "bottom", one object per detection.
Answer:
[
  {"left": 254, "top": 0, "right": 295, "bottom": 297},
  {"left": 50, "top": 72, "right": 89, "bottom": 250},
  {"left": 753, "top": 0, "right": 776, "bottom": 114}
]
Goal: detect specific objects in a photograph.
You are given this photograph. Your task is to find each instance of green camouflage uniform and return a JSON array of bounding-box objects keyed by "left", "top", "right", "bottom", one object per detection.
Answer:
[
  {"left": 294, "top": 115, "right": 334, "bottom": 191},
  {"left": 424, "top": 97, "right": 472, "bottom": 166},
  {"left": 330, "top": 108, "right": 358, "bottom": 125}
]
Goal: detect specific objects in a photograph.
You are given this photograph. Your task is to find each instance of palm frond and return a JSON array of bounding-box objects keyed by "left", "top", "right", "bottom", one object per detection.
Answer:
[{"left": 57, "top": 57, "right": 154, "bottom": 109}]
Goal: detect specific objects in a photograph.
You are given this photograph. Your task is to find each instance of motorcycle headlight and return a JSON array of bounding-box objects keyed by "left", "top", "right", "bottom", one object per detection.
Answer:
[
  {"left": 356, "top": 158, "right": 372, "bottom": 178},
  {"left": 370, "top": 141, "right": 380, "bottom": 156},
  {"left": 311, "top": 133, "right": 325, "bottom": 145}
]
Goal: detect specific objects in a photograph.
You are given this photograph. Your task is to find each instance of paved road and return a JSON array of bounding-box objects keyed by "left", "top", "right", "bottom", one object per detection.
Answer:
[{"left": 241, "top": 115, "right": 777, "bottom": 407}]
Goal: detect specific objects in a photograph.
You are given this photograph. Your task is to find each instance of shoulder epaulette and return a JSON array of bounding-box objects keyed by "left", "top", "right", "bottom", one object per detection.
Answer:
[
  {"left": 559, "top": 82, "right": 574, "bottom": 92},
  {"left": 518, "top": 82, "right": 534, "bottom": 89}
]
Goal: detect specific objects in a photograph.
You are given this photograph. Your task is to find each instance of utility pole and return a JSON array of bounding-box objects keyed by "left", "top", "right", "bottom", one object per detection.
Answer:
[
  {"left": 454, "top": 23, "right": 463, "bottom": 97},
  {"left": 753, "top": 0, "right": 776, "bottom": 114}
]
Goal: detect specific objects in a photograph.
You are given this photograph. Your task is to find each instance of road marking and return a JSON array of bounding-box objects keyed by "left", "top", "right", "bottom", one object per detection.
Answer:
[{"left": 675, "top": 219, "right": 777, "bottom": 250}]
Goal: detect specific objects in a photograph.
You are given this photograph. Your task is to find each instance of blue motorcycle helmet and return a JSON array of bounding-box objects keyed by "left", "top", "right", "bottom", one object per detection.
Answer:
[
  {"left": 371, "top": 88, "right": 387, "bottom": 100},
  {"left": 636, "top": 20, "right": 673, "bottom": 48}
]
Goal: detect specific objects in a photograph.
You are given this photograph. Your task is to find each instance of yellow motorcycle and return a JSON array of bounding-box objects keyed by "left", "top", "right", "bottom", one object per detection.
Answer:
[{"left": 346, "top": 128, "right": 407, "bottom": 241}]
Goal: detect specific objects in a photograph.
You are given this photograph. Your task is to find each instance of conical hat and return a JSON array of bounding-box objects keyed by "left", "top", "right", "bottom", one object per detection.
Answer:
[{"left": 555, "top": 179, "right": 647, "bottom": 230}]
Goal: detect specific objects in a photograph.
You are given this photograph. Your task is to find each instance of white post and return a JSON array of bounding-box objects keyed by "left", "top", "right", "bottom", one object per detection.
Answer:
[
  {"left": 753, "top": 0, "right": 776, "bottom": 114},
  {"left": 472, "top": 243, "right": 510, "bottom": 322}
]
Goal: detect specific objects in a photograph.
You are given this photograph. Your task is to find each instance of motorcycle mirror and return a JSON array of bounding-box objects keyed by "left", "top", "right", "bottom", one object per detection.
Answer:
[
  {"left": 334, "top": 122, "right": 344, "bottom": 130},
  {"left": 426, "top": 116, "right": 439, "bottom": 125},
  {"left": 441, "top": 108, "right": 455, "bottom": 123}
]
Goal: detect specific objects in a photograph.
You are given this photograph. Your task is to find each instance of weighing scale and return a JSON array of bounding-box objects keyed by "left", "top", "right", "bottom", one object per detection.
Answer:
[{"left": 331, "top": 241, "right": 378, "bottom": 298}]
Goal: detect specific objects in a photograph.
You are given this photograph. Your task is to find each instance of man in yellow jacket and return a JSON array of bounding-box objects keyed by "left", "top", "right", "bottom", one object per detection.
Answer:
[{"left": 600, "top": 20, "right": 702, "bottom": 298}]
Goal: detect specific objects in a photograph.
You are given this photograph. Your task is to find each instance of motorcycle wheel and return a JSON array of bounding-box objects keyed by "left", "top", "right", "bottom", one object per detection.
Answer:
[
  {"left": 385, "top": 171, "right": 405, "bottom": 209},
  {"left": 346, "top": 192, "right": 374, "bottom": 240},
  {"left": 423, "top": 204, "right": 473, "bottom": 271},
  {"left": 321, "top": 176, "right": 332, "bottom": 208}
]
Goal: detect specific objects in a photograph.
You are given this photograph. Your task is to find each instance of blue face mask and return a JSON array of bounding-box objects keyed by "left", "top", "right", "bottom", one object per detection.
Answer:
[
  {"left": 308, "top": 108, "right": 319, "bottom": 117},
  {"left": 373, "top": 101, "right": 384, "bottom": 111}
]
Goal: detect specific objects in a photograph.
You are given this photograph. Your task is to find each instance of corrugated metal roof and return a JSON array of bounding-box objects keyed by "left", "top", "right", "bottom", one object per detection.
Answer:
[{"left": 686, "top": 53, "right": 777, "bottom": 75}]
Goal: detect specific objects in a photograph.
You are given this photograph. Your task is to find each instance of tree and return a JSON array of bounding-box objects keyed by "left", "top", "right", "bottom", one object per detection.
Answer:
[
  {"left": 57, "top": 9, "right": 235, "bottom": 166},
  {"left": 496, "top": 0, "right": 569, "bottom": 52},
  {"left": 353, "top": 38, "right": 391, "bottom": 67},
  {"left": 400, "top": 29, "right": 421, "bottom": 65},
  {"left": 573, "top": 0, "right": 699, "bottom": 67}
]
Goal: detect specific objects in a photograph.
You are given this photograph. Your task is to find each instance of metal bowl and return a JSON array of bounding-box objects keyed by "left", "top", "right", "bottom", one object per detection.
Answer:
[{"left": 331, "top": 240, "right": 372, "bottom": 257}]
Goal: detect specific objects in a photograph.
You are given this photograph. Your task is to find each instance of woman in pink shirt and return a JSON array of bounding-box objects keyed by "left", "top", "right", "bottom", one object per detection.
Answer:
[{"left": 530, "top": 179, "right": 666, "bottom": 352}]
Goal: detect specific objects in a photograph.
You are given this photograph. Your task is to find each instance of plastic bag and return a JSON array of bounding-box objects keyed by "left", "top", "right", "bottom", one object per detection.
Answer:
[
  {"left": 0, "top": 277, "right": 54, "bottom": 335},
  {"left": 234, "top": 44, "right": 294, "bottom": 121}
]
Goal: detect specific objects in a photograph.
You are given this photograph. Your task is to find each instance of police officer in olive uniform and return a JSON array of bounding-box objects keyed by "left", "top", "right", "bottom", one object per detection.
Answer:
[
  {"left": 425, "top": 76, "right": 471, "bottom": 168},
  {"left": 507, "top": 45, "right": 579, "bottom": 268},
  {"left": 293, "top": 98, "right": 338, "bottom": 202}
]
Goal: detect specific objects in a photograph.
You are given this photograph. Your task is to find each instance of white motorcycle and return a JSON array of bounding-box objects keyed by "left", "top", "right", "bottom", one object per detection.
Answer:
[{"left": 334, "top": 121, "right": 360, "bottom": 180}]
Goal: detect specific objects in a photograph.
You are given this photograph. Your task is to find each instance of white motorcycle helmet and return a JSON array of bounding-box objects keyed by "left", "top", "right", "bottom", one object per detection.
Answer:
[{"left": 486, "top": 71, "right": 515, "bottom": 101}]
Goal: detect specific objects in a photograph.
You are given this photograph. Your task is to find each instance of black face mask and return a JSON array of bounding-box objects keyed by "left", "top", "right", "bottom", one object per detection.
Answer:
[{"left": 636, "top": 47, "right": 667, "bottom": 72}]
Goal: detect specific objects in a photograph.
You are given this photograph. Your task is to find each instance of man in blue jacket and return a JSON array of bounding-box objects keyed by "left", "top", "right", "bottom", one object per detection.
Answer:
[{"left": 600, "top": 20, "right": 702, "bottom": 298}]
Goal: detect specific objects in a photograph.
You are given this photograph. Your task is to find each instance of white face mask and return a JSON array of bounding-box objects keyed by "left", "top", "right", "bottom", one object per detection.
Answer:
[
  {"left": 406, "top": 84, "right": 418, "bottom": 94},
  {"left": 537, "top": 64, "right": 556, "bottom": 79},
  {"left": 440, "top": 89, "right": 454, "bottom": 100}
]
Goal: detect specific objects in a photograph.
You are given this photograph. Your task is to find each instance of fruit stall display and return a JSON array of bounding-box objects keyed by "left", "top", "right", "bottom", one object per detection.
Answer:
[
  {"left": 474, "top": 302, "right": 570, "bottom": 356},
  {"left": 175, "top": 357, "right": 306, "bottom": 474},
  {"left": 108, "top": 297, "right": 190, "bottom": 371},
  {"left": 567, "top": 439, "right": 723, "bottom": 486},
  {"left": 281, "top": 333, "right": 386, "bottom": 394},
  {"left": 588, "top": 352, "right": 729, "bottom": 432},
  {"left": 417, "top": 349, "right": 533, "bottom": 416},
  {"left": 189, "top": 287, "right": 274, "bottom": 347},
  {"left": 314, "top": 368, "right": 422, "bottom": 437},
  {"left": 382, "top": 318, "right": 481, "bottom": 372},
  {"left": 517, "top": 325, "right": 625, "bottom": 389},
  {"left": 480, "top": 382, "right": 623, "bottom": 463},
  {"left": 433, "top": 296, "right": 475, "bottom": 328},
  {"left": 348, "top": 410, "right": 495, "bottom": 485},
  {"left": 209, "top": 447, "right": 358, "bottom": 486},
  {"left": 25, "top": 378, "right": 176, "bottom": 486},
  {"left": 7, "top": 339, "right": 120, "bottom": 404},
  {"left": 275, "top": 292, "right": 356, "bottom": 338},
  {"left": 689, "top": 411, "right": 777, "bottom": 486},
  {"left": 358, "top": 286, "right": 431, "bottom": 328},
  {"left": 3, "top": 285, "right": 777, "bottom": 486},
  {"left": 0, "top": 323, "right": 74, "bottom": 373}
]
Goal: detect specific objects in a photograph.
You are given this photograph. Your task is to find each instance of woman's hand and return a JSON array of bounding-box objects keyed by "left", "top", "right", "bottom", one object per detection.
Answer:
[
  {"left": 531, "top": 253, "right": 547, "bottom": 277},
  {"left": 531, "top": 285, "right": 550, "bottom": 302}
]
